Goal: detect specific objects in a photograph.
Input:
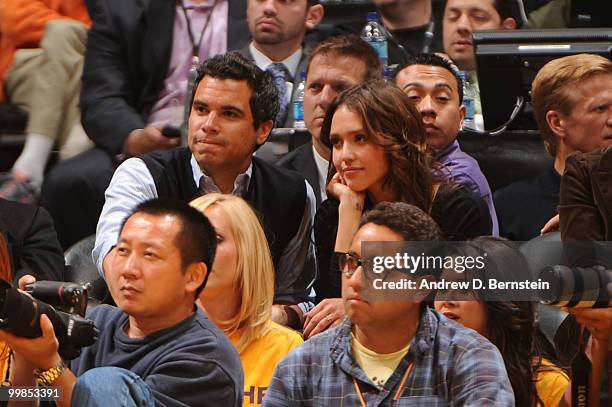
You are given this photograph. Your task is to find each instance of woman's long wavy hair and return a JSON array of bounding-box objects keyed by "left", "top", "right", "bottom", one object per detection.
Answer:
[
  {"left": 190, "top": 194, "right": 274, "bottom": 353},
  {"left": 452, "top": 237, "right": 545, "bottom": 407},
  {"left": 320, "top": 80, "right": 442, "bottom": 213}
]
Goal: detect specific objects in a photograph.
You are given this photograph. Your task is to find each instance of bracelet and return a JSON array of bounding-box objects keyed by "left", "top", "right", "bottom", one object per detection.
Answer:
[{"left": 34, "top": 360, "right": 66, "bottom": 386}]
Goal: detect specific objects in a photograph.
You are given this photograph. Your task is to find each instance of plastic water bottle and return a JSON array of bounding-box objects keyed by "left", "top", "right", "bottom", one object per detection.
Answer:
[
  {"left": 293, "top": 71, "right": 306, "bottom": 129},
  {"left": 460, "top": 71, "right": 475, "bottom": 130},
  {"left": 361, "top": 12, "right": 388, "bottom": 67}
]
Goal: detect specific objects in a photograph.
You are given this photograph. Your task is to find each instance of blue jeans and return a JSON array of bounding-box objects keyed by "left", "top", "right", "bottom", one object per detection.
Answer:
[{"left": 71, "top": 367, "right": 155, "bottom": 407}]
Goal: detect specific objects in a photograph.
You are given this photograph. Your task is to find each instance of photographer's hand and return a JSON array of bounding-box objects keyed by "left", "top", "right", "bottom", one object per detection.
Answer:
[
  {"left": 17, "top": 274, "right": 35, "bottom": 290},
  {"left": 0, "top": 315, "right": 60, "bottom": 371},
  {"left": 568, "top": 307, "right": 612, "bottom": 341},
  {"left": 0, "top": 315, "right": 76, "bottom": 407}
]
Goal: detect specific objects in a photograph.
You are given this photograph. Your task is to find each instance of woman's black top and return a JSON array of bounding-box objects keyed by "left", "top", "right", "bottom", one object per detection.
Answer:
[{"left": 313, "top": 184, "right": 493, "bottom": 302}]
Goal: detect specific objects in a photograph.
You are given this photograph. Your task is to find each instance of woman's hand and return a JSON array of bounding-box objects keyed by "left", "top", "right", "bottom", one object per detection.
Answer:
[
  {"left": 303, "top": 298, "right": 345, "bottom": 339},
  {"left": 327, "top": 173, "right": 365, "bottom": 207},
  {"left": 328, "top": 173, "right": 366, "bottom": 253}
]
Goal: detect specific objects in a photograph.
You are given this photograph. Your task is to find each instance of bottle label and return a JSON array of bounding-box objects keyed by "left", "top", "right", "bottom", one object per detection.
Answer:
[
  {"left": 367, "top": 39, "right": 388, "bottom": 64},
  {"left": 464, "top": 99, "right": 475, "bottom": 122},
  {"left": 293, "top": 101, "right": 304, "bottom": 121},
  {"left": 293, "top": 101, "right": 305, "bottom": 128}
]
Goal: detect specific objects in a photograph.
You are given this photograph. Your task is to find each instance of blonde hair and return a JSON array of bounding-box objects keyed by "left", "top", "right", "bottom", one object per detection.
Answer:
[
  {"left": 532, "top": 53, "right": 612, "bottom": 157},
  {"left": 190, "top": 194, "right": 274, "bottom": 353}
]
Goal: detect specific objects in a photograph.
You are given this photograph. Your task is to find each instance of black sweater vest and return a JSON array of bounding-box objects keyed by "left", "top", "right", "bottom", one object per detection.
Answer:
[{"left": 140, "top": 148, "right": 306, "bottom": 267}]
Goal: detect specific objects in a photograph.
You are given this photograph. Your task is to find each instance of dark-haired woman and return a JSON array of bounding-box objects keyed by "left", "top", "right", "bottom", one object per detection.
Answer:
[
  {"left": 304, "top": 80, "right": 492, "bottom": 337},
  {"left": 434, "top": 237, "right": 569, "bottom": 406}
]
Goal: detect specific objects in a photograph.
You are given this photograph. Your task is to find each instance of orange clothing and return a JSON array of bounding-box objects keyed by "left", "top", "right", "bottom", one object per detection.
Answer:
[{"left": 0, "top": 0, "right": 91, "bottom": 101}]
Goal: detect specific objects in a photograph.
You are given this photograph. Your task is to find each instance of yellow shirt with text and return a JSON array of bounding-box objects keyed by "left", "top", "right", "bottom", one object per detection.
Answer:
[{"left": 229, "top": 322, "right": 303, "bottom": 406}]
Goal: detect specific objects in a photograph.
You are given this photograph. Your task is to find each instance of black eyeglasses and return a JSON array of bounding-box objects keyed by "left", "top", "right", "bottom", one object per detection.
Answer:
[{"left": 338, "top": 252, "right": 369, "bottom": 278}]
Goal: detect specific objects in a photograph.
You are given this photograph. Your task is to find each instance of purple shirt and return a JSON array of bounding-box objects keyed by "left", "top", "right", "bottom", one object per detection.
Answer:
[
  {"left": 436, "top": 140, "right": 499, "bottom": 236},
  {"left": 147, "top": 0, "right": 228, "bottom": 128}
]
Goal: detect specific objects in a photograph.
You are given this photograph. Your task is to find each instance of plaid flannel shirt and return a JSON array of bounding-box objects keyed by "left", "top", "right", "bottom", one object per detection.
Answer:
[{"left": 264, "top": 308, "right": 514, "bottom": 406}]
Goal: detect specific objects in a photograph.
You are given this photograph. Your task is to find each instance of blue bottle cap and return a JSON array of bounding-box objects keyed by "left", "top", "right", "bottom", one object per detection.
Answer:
[{"left": 367, "top": 12, "right": 378, "bottom": 22}]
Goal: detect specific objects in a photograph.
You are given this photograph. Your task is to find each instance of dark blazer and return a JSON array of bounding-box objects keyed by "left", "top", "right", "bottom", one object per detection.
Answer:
[
  {"left": 237, "top": 44, "right": 309, "bottom": 128},
  {"left": 560, "top": 146, "right": 612, "bottom": 241},
  {"left": 81, "top": 0, "right": 248, "bottom": 155},
  {"left": 0, "top": 199, "right": 64, "bottom": 282},
  {"left": 277, "top": 141, "right": 323, "bottom": 206}
]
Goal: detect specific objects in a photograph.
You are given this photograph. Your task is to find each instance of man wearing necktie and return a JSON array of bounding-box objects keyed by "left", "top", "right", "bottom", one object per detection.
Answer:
[{"left": 239, "top": 0, "right": 324, "bottom": 128}]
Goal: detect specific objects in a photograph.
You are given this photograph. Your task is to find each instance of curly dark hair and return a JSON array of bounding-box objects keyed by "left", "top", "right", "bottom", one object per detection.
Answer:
[
  {"left": 360, "top": 201, "right": 443, "bottom": 241},
  {"left": 190, "top": 51, "right": 279, "bottom": 131},
  {"left": 320, "top": 80, "right": 441, "bottom": 213}
]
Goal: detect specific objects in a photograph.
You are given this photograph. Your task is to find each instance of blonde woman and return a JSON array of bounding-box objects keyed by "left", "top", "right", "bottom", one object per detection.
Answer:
[{"left": 190, "top": 194, "right": 303, "bottom": 407}]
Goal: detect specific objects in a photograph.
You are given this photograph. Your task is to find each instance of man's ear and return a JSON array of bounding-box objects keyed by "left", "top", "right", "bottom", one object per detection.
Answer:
[
  {"left": 501, "top": 17, "right": 516, "bottom": 30},
  {"left": 305, "top": 4, "right": 324, "bottom": 30},
  {"left": 186, "top": 262, "right": 207, "bottom": 295},
  {"left": 545, "top": 110, "right": 567, "bottom": 140},
  {"left": 458, "top": 104, "right": 466, "bottom": 131},
  {"left": 256, "top": 119, "right": 274, "bottom": 146}
]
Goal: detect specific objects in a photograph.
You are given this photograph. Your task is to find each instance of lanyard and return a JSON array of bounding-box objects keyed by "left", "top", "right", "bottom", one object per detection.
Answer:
[
  {"left": 352, "top": 362, "right": 414, "bottom": 407},
  {"left": 179, "top": 0, "right": 217, "bottom": 66}
]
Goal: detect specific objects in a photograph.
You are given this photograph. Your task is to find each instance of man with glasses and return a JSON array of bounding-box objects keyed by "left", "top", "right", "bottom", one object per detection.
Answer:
[{"left": 264, "top": 201, "right": 514, "bottom": 406}]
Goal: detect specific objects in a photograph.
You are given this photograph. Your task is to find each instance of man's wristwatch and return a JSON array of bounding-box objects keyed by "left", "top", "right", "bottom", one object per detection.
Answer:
[{"left": 34, "top": 360, "right": 66, "bottom": 386}]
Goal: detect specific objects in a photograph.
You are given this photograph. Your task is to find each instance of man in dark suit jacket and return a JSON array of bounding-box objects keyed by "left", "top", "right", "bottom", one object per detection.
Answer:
[
  {"left": 238, "top": 0, "right": 323, "bottom": 128},
  {"left": 277, "top": 35, "right": 383, "bottom": 207},
  {"left": 0, "top": 198, "right": 64, "bottom": 282},
  {"left": 41, "top": 0, "right": 248, "bottom": 249}
]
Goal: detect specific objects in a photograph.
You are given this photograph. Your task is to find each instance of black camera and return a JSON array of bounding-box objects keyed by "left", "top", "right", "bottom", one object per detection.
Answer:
[
  {"left": 0, "top": 278, "right": 99, "bottom": 359},
  {"left": 538, "top": 265, "right": 612, "bottom": 308}
]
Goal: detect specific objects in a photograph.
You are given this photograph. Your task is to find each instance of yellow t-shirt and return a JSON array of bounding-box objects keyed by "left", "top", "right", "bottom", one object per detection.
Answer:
[
  {"left": 351, "top": 333, "right": 411, "bottom": 389},
  {"left": 229, "top": 322, "right": 303, "bottom": 407},
  {"left": 534, "top": 358, "right": 570, "bottom": 407}
]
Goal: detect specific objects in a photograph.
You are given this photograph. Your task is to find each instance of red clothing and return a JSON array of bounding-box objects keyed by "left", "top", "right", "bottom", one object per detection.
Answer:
[{"left": 0, "top": 0, "right": 91, "bottom": 101}]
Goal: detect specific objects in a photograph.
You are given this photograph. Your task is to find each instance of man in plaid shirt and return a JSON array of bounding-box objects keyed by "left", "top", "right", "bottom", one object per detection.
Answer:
[{"left": 264, "top": 202, "right": 514, "bottom": 406}]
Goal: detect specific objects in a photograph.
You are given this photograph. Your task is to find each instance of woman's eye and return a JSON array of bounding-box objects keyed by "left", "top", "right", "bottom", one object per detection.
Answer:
[{"left": 355, "top": 134, "right": 368, "bottom": 143}]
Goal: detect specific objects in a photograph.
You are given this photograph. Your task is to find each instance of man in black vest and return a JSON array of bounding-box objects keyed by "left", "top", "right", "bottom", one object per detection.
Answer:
[{"left": 94, "top": 52, "right": 316, "bottom": 328}]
